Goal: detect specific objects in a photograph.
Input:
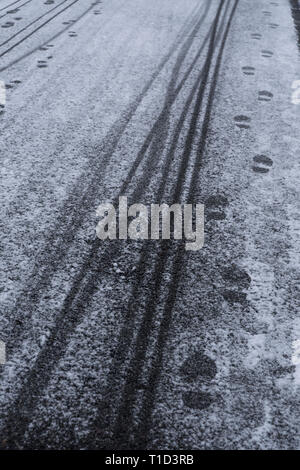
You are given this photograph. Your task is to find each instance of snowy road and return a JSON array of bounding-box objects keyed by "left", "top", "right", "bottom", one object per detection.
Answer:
[{"left": 0, "top": 0, "right": 299, "bottom": 449}]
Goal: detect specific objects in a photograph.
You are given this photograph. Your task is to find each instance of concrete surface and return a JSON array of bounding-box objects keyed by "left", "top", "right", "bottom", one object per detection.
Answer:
[{"left": 0, "top": 0, "right": 299, "bottom": 450}]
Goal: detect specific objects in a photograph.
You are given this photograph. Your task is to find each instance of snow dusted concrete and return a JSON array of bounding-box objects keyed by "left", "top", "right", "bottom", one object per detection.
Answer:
[{"left": 0, "top": 0, "right": 299, "bottom": 449}]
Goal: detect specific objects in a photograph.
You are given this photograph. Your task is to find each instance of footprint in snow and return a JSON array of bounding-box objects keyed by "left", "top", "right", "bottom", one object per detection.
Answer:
[
  {"left": 222, "top": 264, "right": 251, "bottom": 289},
  {"left": 252, "top": 154, "right": 273, "bottom": 173},
  {"left": 1, "top": 21, "right": 14, "bottom": 28},
  {"left": 234, "top": 115, "right": 251, "bottom": 129},
  {"left": 261, "top": 49, "right": 273, "bottom": 57},
  {"left": 251, "top": 33, "right": 262, "bottom": 40},
  {"left": 222, "top": 290, "right": 247, "bottom": 304},
  {"left": 205, "top": 194, "right": 228, "bottom": 221},
  {"left": 242, "top": 66, "right": 255, "bottom": 76},
  {"left": 258, "top": 90, "right": 273, "bottom": 102},
  {"left": 37, "top": 60, "right": 48, "bottom": 68},
  {"left": 181, "top": 350, "right": 217, "bottom": 410}
]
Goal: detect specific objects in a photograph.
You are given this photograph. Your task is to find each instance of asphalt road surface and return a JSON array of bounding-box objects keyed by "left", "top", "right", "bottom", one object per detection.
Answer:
[{"left": 0, "top": 0, "right": 299, "bottom": 450}]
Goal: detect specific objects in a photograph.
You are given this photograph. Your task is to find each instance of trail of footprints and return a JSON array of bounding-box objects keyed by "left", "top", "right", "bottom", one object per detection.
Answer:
[
  {"left": 221, "top": 263, "right": 251, "bottom": 305},
  {"left": 0, "top": 0, "right": 65, "bottom": 28},
  {"left": 181, "top": 350, "right": 217, "bottom": 410},
  {"left": 36, "top": 2, "right": 104, "bottom": 62},
  {"left": 61, "top": 19, "right": 78, "bottom": 38},
  {"left": 92, "top": 0, "right": 103, "bottom": 15},
  {"left": 35, "top": 3, "right": 104, "bottom": 68},
  {"left": 37, "top": 43, "right": 54, "bottom": 68},
  {"left": 2, "top": 1, "right": 104, "bottom": 61},
  {"left": 235, "top": 4, "right": 277, "bottom": 175},
  {"left": 181, "top": 9, "right": 276, "bottom": 402},
  {"left": 206, "top": 195, "right": 252, "bottom": 304},
  {"left": 180, "top": 261, "right": 252, "bottom": 409},
  {"left": 151, "top": 0, "right": 276, "bottom": 414},
  {"left": 242, "top": 66, "right": 255, "bottom": 76},
  {"left": 1, "top": 3, "right": 25, "bottom": 27}
]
